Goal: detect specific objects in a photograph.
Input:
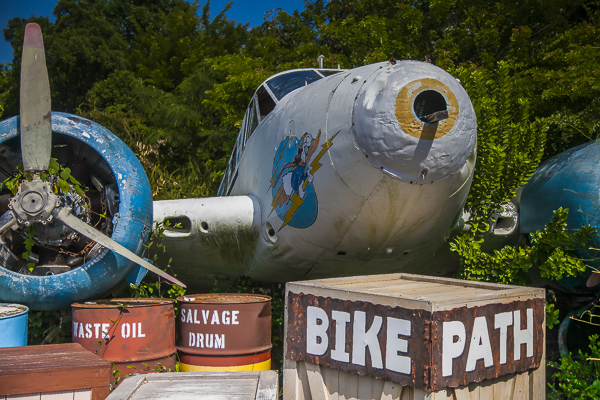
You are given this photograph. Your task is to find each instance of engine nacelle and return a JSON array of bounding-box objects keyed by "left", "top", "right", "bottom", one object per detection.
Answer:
[{"left": 0, "top": 112, "right": 152, "bottom": 310}]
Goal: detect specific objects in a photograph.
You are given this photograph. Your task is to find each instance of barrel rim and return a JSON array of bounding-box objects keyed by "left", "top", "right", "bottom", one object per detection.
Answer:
[
  {"left": 0, "top": 303, "right": 29, "bottom": 319},
  {"left": 71, "top": 298, "right": 175, "bottom": 308},
  {"left": 177, "top": 293, "right": 272, "bottom": 304}
]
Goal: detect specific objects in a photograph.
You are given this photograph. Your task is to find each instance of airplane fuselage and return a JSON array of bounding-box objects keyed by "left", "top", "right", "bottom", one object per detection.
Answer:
[{"left": 155, "top": 61, "right": 476, "bottom": 285}]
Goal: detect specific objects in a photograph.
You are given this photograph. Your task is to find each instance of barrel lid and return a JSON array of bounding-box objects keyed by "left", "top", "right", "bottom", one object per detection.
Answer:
[
  {"left": 72, "top": 298, "right": 175, "bottom": 308},
  {"left": 178, "top": 293, "right": 272, "bottom": 304},
  {"left": 0, "top": 303, "right": 28, "bottom": 318}
]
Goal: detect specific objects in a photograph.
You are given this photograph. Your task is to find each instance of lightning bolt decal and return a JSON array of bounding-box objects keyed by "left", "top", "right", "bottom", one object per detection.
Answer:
[
  {"left": 302, "top": 131, "right": 339, "bottom": 190},
  {"left": 279, "top": 193, "right": 304, "bottom": 231},
  {"left": 310, "top": 132, "right": 339, "bottom": 174}
]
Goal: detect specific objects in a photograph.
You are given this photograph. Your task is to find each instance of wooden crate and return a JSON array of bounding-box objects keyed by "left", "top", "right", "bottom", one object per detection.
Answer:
[
  {"left": 0, "top": 343, "right": 111, "bottom": 400},
  {"left": 105, "top": 371, "right": 278, "bottom": 400},
  {"left": 283, "top": 273, "right": 545, "bottom": 400}
]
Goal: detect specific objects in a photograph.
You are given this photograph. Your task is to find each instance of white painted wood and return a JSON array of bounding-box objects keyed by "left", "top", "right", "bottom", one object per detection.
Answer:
[
  {"left": 479, "top": 379, "right": 494, "bottom": 400},
  {"left": 428, "top": 388, "right": 454, "bottom": 400},
  {"left": 337, "top": 369, "right": 358, "bottom": 400},
  {"left": 284, "top": 359, "right": 300, "bottom": 400},
  {"left": 133, "top": 379, "right": 259, "bottom": 400},
  {"left": 379, "top": 381, "right": 401, "bottom": 400},
  {"left": 399, "top": 387, "right": 412, "bottom": 400},
  {"left": 72, "top": 390, "right": 91, "bottom": 400},
  {"left": 39, "top": 392, "right": 72, "bottom": 400},
  {"left": 323, "top": 365, "right": 339, "bottom": 400},
  {"left": 511, "top": 371, "right": 529, "bottom": 400},
  {"left": 531, "top": 313, "right": 546, "bottom": 400},
  {"left": 493, "top": 373, "right": 514, "bottom": 400},
  {"left": 306, "top": 363, "right": 330, "bottom": 400},
  {"left": 357, "top": 375, "right": 373, "bottom": 400},
  {"left": 106, "top": 371, "right": 277, "bottom": 400},
  {"left": 453, "top": 386, "right": 471, "bottom": 400},
  {"left": 298, "top": 361, "right": 312, "bottom": 400},
  {"left": 6, "top": 394, "right": 41, "bottom": 400},
  {"left": 412, "top": 388, "right": 429, "bottom": 400},
  {"left": 287, "top": 274, "right": 544, "bottom": 312},
  {"left": 257, "top": 371, "right": 278, "bottom": 400},
  {"left": 372, "top": 377, "right": 384, "bottom": 400}
]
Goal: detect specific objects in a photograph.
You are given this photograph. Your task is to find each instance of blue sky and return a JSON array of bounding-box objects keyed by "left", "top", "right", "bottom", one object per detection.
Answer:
[{"left": 0, "top": 0, "right": 307, "bottom": 65}]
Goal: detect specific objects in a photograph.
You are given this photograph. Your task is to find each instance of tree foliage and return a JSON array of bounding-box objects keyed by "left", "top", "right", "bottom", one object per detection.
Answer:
[{"left": 1, "top": 0, "right": 599, "bottom": 201}]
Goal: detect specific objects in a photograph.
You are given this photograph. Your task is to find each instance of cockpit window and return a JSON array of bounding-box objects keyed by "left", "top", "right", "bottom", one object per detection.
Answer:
[
  {"left": 243, "top": 98, "right": 259, "bottom": 141},
  {"left": 318, "top": 69, "right": 343, "bottom": 77},
  {"left": 256, "top": 85, "right": 276, "bottom": 118},
  {"left": 266, "top": 70, "right": 322, "bottom": 101}
]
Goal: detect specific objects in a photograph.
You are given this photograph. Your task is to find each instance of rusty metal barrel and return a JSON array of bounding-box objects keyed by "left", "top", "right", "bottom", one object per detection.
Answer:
[
  {"left": 71, "top": 298, "right": 176, "bottom": 374},
  {"left": 177, "top": 293, "right": 272, "bottom": 371}
]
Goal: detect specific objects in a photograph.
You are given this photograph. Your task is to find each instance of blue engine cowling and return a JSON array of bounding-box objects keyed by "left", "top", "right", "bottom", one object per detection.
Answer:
[
  {"left": 0, "top": 112, "right": 153, "bottom": 310},
  {"left": 521, "top": 140, "right": 600, "bottom": 290}
]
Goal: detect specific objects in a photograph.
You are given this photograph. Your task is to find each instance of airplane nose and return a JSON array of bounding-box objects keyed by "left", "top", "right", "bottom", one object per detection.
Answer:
[{"left": 352, "top": 61, "right": 476, "bottom": 184}]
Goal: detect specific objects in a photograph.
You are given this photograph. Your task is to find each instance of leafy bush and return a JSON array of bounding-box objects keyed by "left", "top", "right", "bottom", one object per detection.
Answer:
[
  {"left": 549, "top": 335, "right": 600, "bottom": 399},
  {"left": 451, "top": 208, "right": 595, "bottom": 285}
]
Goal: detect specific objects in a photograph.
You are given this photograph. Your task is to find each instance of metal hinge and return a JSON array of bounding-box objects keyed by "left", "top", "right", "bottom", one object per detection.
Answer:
[{"left": 423, "top": 320, "right": 431, "bottom": 341}]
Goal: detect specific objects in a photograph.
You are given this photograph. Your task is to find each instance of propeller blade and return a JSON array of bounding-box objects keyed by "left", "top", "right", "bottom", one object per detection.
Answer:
[
  {"left": 0, "top": 211, "right": 17, "bottom": 235},
  {"left": 20, "top": 23, "right": 52, "bottom": 171},
  {"left": 54, "top": 207, "right": 186, "bottom": 288}
]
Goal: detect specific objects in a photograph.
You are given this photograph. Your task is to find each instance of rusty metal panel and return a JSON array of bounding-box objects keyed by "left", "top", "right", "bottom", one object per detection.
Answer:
[
  {"left": 72, "top": 298, "right": 176, "bottom": 372},
  {"left": 430, "top": 297, "right": 545, "bottom": 390},
  {"left": 286, "top": 292, "right": 431, "bottom": 389},
  {"left": 285, "top": 291, "right": 544, "bottom": 392},
  {"left": 177, "top": 294, "right": 272, "bottom": 357}
]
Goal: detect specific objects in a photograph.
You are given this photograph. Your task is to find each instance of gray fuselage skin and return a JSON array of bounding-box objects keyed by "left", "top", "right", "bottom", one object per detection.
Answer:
[{"left": 154, "top": 61, "right": 476, "bottom": 285}]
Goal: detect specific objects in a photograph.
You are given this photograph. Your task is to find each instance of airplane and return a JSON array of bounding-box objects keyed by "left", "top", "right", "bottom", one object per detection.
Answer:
[
  {"left": 153, "top": 59, "right": 478, "bottom": 286},
  {"left": 0, "top": 23, "right": 480, "bottom": 310}
]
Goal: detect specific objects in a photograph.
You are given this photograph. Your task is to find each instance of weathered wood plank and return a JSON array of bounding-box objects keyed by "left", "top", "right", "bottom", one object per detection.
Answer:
[
  {"left": 105, "top": 371, "right": 277, "bottom": 400},
  {"left": 306, "top": 363, "right": 330, "bottom": 400},
  {"left": 337, "top": 370, "right": 358, "bottom": 400},
  {"left": 284, "top": 359, "right": 300, "bottom": 400},
  {"left": 323, "top": 366, "right": 339, "bottom": 400},
  {"left": 358, "top": 375, "right": 373, "bottom": 400},
  {"left": 0, "top": 344, "right": 110, "bottom": 375},
  {"left": 131, "top": 378, "right": 259, "bottom": 399},
  {"left": 412, "top": 387, "right": 428, "bottom": 400},
  {"left": 453, "top": 386, "right": 470, "bottom": 400},
  {"left": 256, "top": 371, "right": 278, "bottom": 400},
  {"left": 372, "top": 283, "right": 462, "bottom": 296},
  {"left": 511, "top": 371, "right": 529, "bottom": 400},
  {"left": 492, "top": 373, "right": 514, "bottom": 400},
  {"left": 73, "top": 389, "right": 91, "bottom": 400},
  {"left": 298, "top": 361, "right": 312, "bottom": 400},
  {"left": 531, "top": 312, "right": 546, "bottom": 400},
  {"left": 379, "top": 381, "right": 401, "bottom": 400},
  {"left": 429, "top": 388, "right": 454, "bottom": 400},
  {"left": 39, "top": 391, "right": 73, "bottom": 400},
  {"left": 372, "top": 376, "right": 385, "bottom": 399},
  {"left": 0, "top": 369, "right": 111, "bottom": 396},
  {"left": 6, "top": 394, "right": 41, "bottom": 400}
]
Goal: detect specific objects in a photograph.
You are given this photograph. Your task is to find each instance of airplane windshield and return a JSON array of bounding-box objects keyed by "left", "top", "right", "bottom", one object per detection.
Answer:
[{"left": 266, "top": 70, "right": 322, "bottom": 101}]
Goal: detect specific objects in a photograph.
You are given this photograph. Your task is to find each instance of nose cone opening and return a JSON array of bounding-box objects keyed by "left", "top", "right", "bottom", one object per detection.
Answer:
[
  {"left": 352, "top": 61, "right": 476, "bottom": 184},
  {"left": 414, "top": 90, "right": 447, "bottom": 121}
]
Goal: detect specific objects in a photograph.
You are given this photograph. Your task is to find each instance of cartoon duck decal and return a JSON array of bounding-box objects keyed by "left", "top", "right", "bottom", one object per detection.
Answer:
[{"left": 270, "top": 130, "right": 337, "bottom": 230}]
